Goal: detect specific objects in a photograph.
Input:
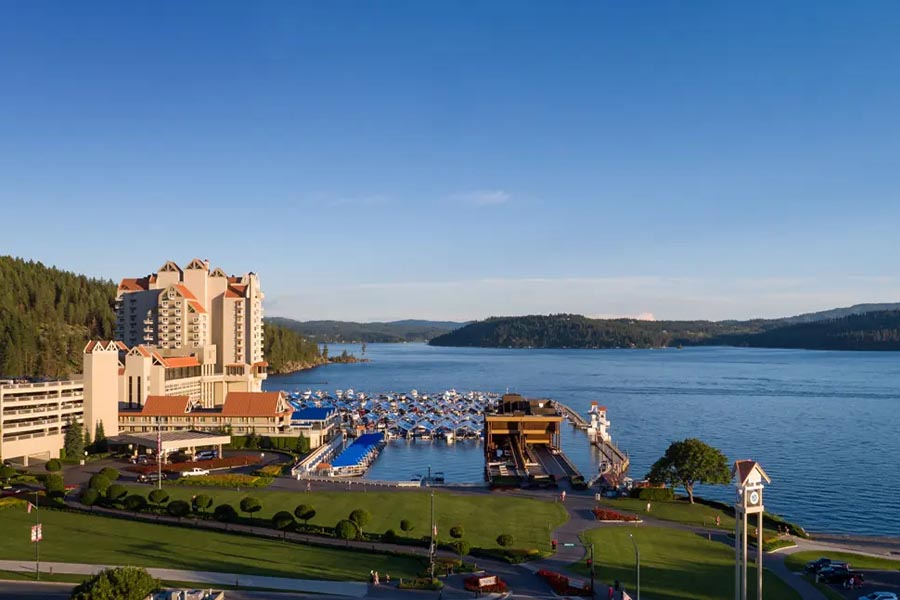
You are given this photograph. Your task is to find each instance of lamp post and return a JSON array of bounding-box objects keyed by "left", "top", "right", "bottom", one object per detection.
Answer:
[{"left": 629, "top": 533, "right": 640, "bottom": 600}]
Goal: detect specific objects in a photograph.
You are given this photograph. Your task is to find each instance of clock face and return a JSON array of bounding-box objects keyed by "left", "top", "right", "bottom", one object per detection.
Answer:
[{"left": 749, "top": 491, "right": 760, "bottom": 505}]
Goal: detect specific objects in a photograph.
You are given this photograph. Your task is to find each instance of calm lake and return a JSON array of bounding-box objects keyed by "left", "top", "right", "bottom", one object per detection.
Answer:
[{"left": 265, "top": 343, "right": 900, "bottom": 536}]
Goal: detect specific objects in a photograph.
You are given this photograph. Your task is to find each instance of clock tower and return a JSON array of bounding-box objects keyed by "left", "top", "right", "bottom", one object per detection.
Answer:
[{"left": 733, "top": 460, "right": 771, "bottom": 600}]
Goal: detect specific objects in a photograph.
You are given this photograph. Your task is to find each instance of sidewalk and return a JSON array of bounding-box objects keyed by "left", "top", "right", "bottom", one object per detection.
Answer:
[{"left": 0, "top": 559, "right": 367, "bottom": 598}]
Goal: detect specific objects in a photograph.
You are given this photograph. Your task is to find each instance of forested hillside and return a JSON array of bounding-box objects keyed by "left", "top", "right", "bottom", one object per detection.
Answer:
[
  {"left": 0, "top": 256, "right": 116, "bottom": 378},
  {"left": 262, "top": 322, "right": 324, "bottom": 373},
  {"left": 267, "top": 317, "right": 464, "bottom": 343},
  {"left": 428, "top": 311, "right": 900, "bottom": 351},
  {"left": 428, "top": 314, "right": 768, "bottom": 348}
]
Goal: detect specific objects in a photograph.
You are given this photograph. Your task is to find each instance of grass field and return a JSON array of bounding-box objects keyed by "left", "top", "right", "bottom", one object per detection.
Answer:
[
  {"left": 571, "top": 526, "right": 800, "bottom": 600},
  {"left": 784, "top": 550, "right": 900, "bottom": 572},
  {"left": 0, "top": 507, "right": 424, "bottom": 581},
  {"left": 598, "top": 497, "right": 738, "bottom": 530},
  {"left": 123, "top": 486, "right": 567, "bottom": 549}
]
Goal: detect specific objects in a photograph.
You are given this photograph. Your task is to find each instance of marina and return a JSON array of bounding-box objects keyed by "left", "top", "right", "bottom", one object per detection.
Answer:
[{"left": 281, "top": 387, "right": 625, "bottom": 487}]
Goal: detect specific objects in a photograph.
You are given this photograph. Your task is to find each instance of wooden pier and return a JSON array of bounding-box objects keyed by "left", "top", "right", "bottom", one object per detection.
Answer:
[{"left": 556, "top": 401, "right": 591, "bottom": 430}]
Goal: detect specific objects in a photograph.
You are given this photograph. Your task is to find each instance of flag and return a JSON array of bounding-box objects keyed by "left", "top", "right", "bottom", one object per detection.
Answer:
[
  {"left": 432, "top": 524, "right": 437, "bottom": 537},
  {"left": 27, "top": 502, "right": 34, "bottom": 514}
]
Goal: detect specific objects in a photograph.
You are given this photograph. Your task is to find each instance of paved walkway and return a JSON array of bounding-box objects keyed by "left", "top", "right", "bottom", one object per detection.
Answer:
[{"left": 0, "top": 559, "right": 367, "bottom": 597}]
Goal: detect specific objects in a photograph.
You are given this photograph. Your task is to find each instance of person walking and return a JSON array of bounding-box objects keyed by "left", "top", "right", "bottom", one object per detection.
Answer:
[
  {"left": 715, "top": 515, "right": 721, "bottom": 527},
  {"left": 561, "top": 490, "right": 566, "bottom": 503},
  {"left": 646, "top": 502, "right": 651, "bottom": 512},
  {"left": 608, "top": 584, "right": 615, "bottom": 599}
]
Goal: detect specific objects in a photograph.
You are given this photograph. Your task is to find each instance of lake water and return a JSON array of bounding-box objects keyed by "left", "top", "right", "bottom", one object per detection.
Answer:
[{"left": 265, "top": 344, "right": 900, "bottom": 537}]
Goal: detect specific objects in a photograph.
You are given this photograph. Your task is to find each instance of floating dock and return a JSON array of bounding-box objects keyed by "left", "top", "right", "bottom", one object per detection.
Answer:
[
  {"left": 327, "top": 432, "right": 385, "bottom": 477},
  {"left": 483, "top": 394, "right": 582, "bottom": 487}
]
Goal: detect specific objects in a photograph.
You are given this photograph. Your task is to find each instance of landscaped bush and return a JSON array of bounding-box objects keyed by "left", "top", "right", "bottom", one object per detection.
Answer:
[
  {"left": 128, "top": 455, "right": 262, "bottom": 475},
  {"left": 537, "top": 569, "right": 592, "bottom": 596},
  {"left": 692, "top": 496, "right": 809, "bottom": 538},
  {"left": 463, "top": 575, "right": 507, "bottom": 594},
  {"left": 398, "top": 577, "right": 443, "bottom": 590},
  {"left": 0, "top": 497, "right": 25, "bottom": 511},
  {"left": 570, "top": 475, "right": 588, "bottom": 490},
  {"left": 253, "top": 465, "right": 283, "bottom": 478},
  {"left": 634, "top": 487, "right": 675, "bottom": 502},
  {"left": 762, "top": 537, "right": 797, "bottom": 552},
  {"left": 592, "top": 507, "right": 640, "bottom": 522},
  {"left": 170, "top": 474, "right": 272, "bottom": 488},
  {"left": 45, "top": 459, "right": 62, "bottom": 472}
]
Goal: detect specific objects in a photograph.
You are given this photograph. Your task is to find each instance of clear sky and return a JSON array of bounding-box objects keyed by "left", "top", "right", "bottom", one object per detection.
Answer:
[{"left": 2, "top": 2, "right": 900, "bottom": 322}]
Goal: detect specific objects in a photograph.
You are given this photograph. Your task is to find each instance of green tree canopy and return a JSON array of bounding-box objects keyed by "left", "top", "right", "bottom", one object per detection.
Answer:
[
  {"left": 88, "top": 474, "right": 110, "bottom": 494},
  {"left": 449, "top": 525, "right": 464, "bottom": 539},
  {"left": 123, "top": 494, "right": 147, "bottom": 512},
  {"left": 45, "top": 459, "right": 62, "bottom": 472},
  {"left": 349, "top": 508, "right": 371, "bottom": 535},
  {"left": 335, "top": 519, "right": 358, "bottom": 542},
  {"left": 496, "top": 534, "right": 514, "bottom": 548},
  {"left": 646, "top": 438, "right": 730, "bottom": 504},
  {"left": 240, "top": 496, "right": 262, "bottom": 517},
  {"left": 70, "top": 566, "right": 158, "bottom": 600},
  {"left": 80, "top": 488, "right": 99, "bottom": 509},
  {"left": 148, "top": 489, "right": 169, "bottom": 508},
  {"left": 192, "top": 494, "right": 213, "bottom": 514},
  {"left": 166, "top": 500, "right": 191, "bottom": 520},
  {"left": 106, "top": 484, "right": 127, "bottom": 503},
  {"left": 400, "top": 519, "right": 413, "bottom": 533},
  {"left": 64, "top": 420, "right": 85, "bottom": 459},
  {"left": 272, "top": 511, "right": 295, "bottom": 539},
  {"left": 213, "top": 503, "right": 238, "bottom": 525},
  {"left": 98, "top": 467, "right": 119, "bottom": 482},
  {"left": 294, "top": 503, "right": 315, "bottom": 525}
]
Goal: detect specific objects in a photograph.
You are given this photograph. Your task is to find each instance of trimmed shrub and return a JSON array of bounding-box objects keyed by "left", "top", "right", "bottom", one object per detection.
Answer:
[
  {"left": 214, "top": 503, "right": 238, "bottom": 525},
  {"left": 635, "top": 487, "right": 675, "bottom": 502},
  {"left": 592, "top": 507, "right": 640, "bottom": 522},
  {"left": 335, "top": 519, "right": 358, "bottom": 542},
  {"left": 80, "top": 488, "right": 99, "bottom": 508},
  {"left": 383, "top": 528, "right": 398, "bottom": 542},
  {"left": 496, "top": 534, "right": 514, "bottom": 548},
  {"left": 272, "top": 511, "right": 295, "bottom": 539},
  {"left": 89, "top": 474, "right": 110, "bottom": 494},
  {"left": 99, "top": 467, "right": 120, "bottom": 482},
  {"left": 45, "top": 459, "right": 62, "bottom": 472},
  {"left": 167, "top": 500, "right": 191, "bottom": 520},
  {"left": 71, "top": 566, "right": 159, "bottom": 600},
  {"left": 192, "top": 494, "right": 213, "bottom": 514},
  {"left": 124, "top": 494, "right": 148, "bottom": 512},
  {"left": 240, "top": 496, "right": 262, "bottom": 517}
]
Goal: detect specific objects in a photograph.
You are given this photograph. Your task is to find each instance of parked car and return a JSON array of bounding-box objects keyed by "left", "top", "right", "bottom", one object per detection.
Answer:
[
  {"left": 805, "top": 557, "right": 838, "bottom": 573},
  {"left": 858, "top": 593, "right": 898, "bottom": 600},
  {"left": 130, "top": 455, "right": 153, "bottom": 465},
  {"left": 195, "top": 450, "right": 218, "bottom": 461},
  {"left": 180, "top": 467, "right": 210, "bottom": 477},
  {"left": 818, "top": 565, "right": 852, "bottom": 583},
  {"left": 137, "top": 472, "right": 167, "bottom": 483},
  {"left": 0, "top": 484, "right": 31, "bottom": 497}
]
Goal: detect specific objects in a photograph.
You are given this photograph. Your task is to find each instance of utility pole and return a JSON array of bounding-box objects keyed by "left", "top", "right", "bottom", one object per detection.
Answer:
[
  {"left": 629, "top": 533, "right": 640, "bottom": 600},
  {"left": 589, "top": 543, "right": 595, "bottom": 595},
  {"left": 32, "top": 491, "right": 40, "bottom": 580},
  {"left": 429, "top": 490, "right": 436, "bottom": 578},
  {"left": 157, "top": 416, "right": 163, "bottom": 490}
]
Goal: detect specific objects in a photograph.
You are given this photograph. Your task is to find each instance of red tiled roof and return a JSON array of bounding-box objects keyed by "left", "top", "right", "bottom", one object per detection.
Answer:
[
  {"left": 118, "top": 277, "right": 151, "bottom": 292},
  {"left": 221, "top": 392, "right": 285, "bottom": 417},
  {"left": 164, "top": 356, "right": 200, "bottom": 368},
  {"left": 253, "top": 361, "right": 268, "bottom": 367},
  {"left": 225, "top": 284, "right": 247, "bottom": 299},
  {"left": 131, "top": 395, "right": 191, "bottom": 417},
  {"left": 188, "top": 300, "right": 207, "bottom": 314},
  {"left": 733, "top": 459, "right": 771, "bottom": 485},
  {"left": 173, "top": 284, "right": 197, "bottom": 300}
]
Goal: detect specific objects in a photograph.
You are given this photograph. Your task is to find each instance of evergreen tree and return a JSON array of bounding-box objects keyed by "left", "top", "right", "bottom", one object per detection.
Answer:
[
  {"left": 64, "top": 420, "right": 85, "bottom": 459},
  {"left": 94, "top": 420, "right": 108, "bottom": 453}
]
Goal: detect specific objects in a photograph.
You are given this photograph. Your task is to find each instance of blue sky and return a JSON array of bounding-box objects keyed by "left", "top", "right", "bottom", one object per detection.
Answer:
[{"left": 2, "top": 2, "right": 900, "bottom": 321}]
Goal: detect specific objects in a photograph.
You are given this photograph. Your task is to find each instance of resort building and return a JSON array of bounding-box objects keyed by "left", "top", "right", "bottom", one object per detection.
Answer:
[
  {"left": 0, "top": 378, "right": 85, "bottom": 465},
  {"left": 114, "top": 259, "right": 267, "bottom": 401},
  {"left": 118, "top": 391, "right": 292, "bottom": 436}
]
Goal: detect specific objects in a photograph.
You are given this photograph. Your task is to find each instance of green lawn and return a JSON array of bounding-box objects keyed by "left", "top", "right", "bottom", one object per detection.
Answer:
[
  {"left": 124, "top": 486, "right": 566, "bottom": 550},
  {"left": 598, "top": 497, "right": 737, "bottom": 530},
  {"left": 0, "top": 508, "right": 424, "bottom": 581},
  {"left": 571, "top": 527, "right": 800, "bottom": 600},
  {"left": 784, "top": 550, "right": 900, "bottom": 572}
]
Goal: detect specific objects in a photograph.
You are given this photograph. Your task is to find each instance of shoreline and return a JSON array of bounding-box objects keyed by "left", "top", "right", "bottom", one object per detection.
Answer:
[{"left": 267, "top": 356, "right": 369, "bottom": 376}]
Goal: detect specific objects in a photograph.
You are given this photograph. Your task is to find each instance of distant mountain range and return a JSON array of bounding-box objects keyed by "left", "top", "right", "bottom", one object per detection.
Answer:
[
  {"left": 428, "top": 303, "right": 900, "bottom": 351},
  {"left": 265, "top": 317, "right": 467, "bottom": 343}
]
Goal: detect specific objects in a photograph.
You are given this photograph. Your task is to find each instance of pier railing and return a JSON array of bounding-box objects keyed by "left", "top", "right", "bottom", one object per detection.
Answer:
[{"left": 291, "top": 434, "right": 344, "bottom": 477}]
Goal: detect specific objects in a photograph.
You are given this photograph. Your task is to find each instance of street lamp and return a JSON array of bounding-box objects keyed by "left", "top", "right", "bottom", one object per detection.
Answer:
[{"left": 629, "top": 533, "right": 640, "bottom": 600}]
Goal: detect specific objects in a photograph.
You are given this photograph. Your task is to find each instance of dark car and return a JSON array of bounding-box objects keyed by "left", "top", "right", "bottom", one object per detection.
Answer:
[
  {"left": 137, "top": 472, "right": 168, "bottom": 483},
  {"left": 805, "top": 558, "right": 834, "bottom": 573},
  {"left": 0, "top": 484, "right": 31, "bottom": 497},
  {"left": 818, "top": 565, "right": 852, "bottom": 583}
]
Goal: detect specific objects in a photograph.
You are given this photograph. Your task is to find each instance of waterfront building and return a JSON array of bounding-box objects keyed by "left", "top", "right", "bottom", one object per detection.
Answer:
[
  {"left": 118, "top": 391, "right": 292, "bottom": 436},
  {"left": 114, "top": 259, "right": 267, "bottom": 399},
  {"left": 0, "top": 378, "right": 84, "bottom": 465}
]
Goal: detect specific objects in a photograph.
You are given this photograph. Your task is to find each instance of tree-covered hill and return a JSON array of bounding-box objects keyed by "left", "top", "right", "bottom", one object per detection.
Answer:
[
  {"left": 0, "top": 256, "right": 116, "bottom": 378},
  {"left": 266, "top": 317, "right": 465, "bottom": 343},
  {"left": 428, "top": 311, "right": 900, "bottom": 351},
  {"left": 262, "top": 322, "right": 324, "bottom": 373}
]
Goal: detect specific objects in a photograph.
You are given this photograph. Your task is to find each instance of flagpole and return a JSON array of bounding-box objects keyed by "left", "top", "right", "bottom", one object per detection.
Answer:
[
  {"left": 34, "top": 492, "right": 40, "bottom": 581},
  {"left": 429, "top": 490, "right": 435, "bottom": 579}
]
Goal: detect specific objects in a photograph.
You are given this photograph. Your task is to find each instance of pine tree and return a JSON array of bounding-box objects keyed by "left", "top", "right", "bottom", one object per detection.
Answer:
[
  {"left": 94, "top": 420, "right": 108, "bottom": 453},
  {"left": 65, "top": 419, "right": 85, "bottom": 459}
]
